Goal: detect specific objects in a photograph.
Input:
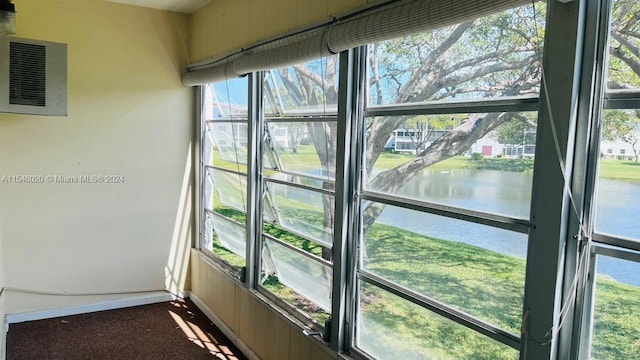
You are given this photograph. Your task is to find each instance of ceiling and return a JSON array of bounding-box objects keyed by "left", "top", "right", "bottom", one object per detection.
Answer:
[{"left": 104, "top": 0, "right": 213, "bottom": 14}]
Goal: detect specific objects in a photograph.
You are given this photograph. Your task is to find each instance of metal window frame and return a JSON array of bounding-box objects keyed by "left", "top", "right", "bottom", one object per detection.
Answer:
[
  {"left": 265, "top": 176, "right": 335, "bottom": 196},
  {"left": 246, "top": 72, "right": 264, "bottom": 288},
  {"left": 193, "top": 1, "right": 640, "bottom": 358},
  {"left": 329, "top": 47, "right": 366, "bottom": 351},
  {"left": 196, "top": 86, "right": 204, "bottom": 252},
  {"left": 365, "top": 96, "right": 540, "bottom": 117},
  {"left": 592, "top": 233, "right": 640, "bottom": 253},
  {"left": 519, "top": 1, "right": 589, "bottom": 359},
  {"left": 205, "top": 165, "right": 247, "bottom": 177},
  {"left": 199, "top": 82, "right": 251, "bottom": 276},
  {"left": 361, "top": 191, "right": 531, "bottom": 234},
  {"left": 604, "top": 91, "right": 640, "bottom": 109},
  {"left": 350, "top": 20, "right": 548, "bottom": 360},
  {"left": 559, "top": 0, "right": 608, "bottom": 357},
  {"left": 571, "top": 0, "right": 640, "bottom": 357},
  {"left": 256, "top": 58, "right": 342, "bottom": 326},
  {"left": 265, "top": 116, "right": 338, "bottom": 123},
  {"left": 349, "top": 24, "right": 553, "bottom": 360},
  {"left": 204, "top": 118, "right": 249, "bottom": 124}
]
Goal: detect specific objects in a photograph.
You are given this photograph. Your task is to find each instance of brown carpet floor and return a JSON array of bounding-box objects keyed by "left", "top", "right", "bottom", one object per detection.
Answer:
[{"left": 6, "top": 299, "right": 248, "bottom": 360}]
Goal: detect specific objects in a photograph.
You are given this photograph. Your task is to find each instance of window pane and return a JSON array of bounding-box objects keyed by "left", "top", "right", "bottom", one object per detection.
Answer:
[
  {"left": 209, "top": 212, "right": 246, "bottom": 258},
  {"left": 201, "top": 167, "right": 246, "bottom": 268},
  {"left": 596, "top": 109, "right": 640, "bottom": 242},
  {"left": 201, "top": 77, "right": 249, "bottom": 268},
  {"left": 203, "top": 212, "right": 245, "bottom": 269},
  {"left": 205, "top": 78, "right": 248, "bottom": 118},
  {"left": 606, "top": 0, "right": 640, "bottom": 91},
  {"left": 260, "top": 55, "right": 338, "bottom": 326},
  {"left": 265, "top": 181, "right": 333, "bottom": 247},
  {"left": 364, "top": 113, "right": 536, "bottom": 218},
  {"left": 208, "top": 122, "right": 248, "bottom": 166},
  {"left": 591, "top": 255, "right": 640, "bottom": 359},
  {"left": 211, "top": 169, "right": 247, "bottom": 213},
  {"left": 265, "top": 121, "right": 337, "bottom": 179},
  {"left": 264, "top": 56, "right": 339, "bottom": 115},
  {"left": 203, "top": 171, "right": 214, "bottom": 210},
  {"left": 367, "top": 4, "right": 544, "bottom": 106},
  {"left": 263, "top": 238, "right": 332, "bottom": 311},
  {"left": 355, "top": 282, "right": 518, "bottom": 360},
  {"left": 362, "top": 202, "right": 526, "bottom": 333}
]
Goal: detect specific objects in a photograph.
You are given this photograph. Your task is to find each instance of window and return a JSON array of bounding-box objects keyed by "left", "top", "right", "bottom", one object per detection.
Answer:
[
  {"left": 578, "top": 0, "right": 640, "bottom": 357},
  {"left": 259, "top": 56, "right": 340, "bottom": 325},
  {"left": 201, "top": 77, "right": 249, "bottom": 273},
  {"left": 353, "top": 5, "right": 543, "bottom": 358},
  {"left": 194, "top": 1, "right": 640, "bottom": 359},
  {"left": 589, "top": 253, "right": 640, "bottom": 359}
]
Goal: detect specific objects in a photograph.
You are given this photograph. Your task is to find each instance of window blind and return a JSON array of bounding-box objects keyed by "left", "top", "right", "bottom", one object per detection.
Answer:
[{"left": 182, "top": 0, "right": 532, "bottom": 86}]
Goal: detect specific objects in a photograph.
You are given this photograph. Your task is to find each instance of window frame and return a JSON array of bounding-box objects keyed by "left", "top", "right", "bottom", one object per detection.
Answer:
[
  {"left": 572, "top": 0, "right": 640, "bottom": 357},
  {"left": 195, "top": 1, "right": 640, "bottom": 359}
]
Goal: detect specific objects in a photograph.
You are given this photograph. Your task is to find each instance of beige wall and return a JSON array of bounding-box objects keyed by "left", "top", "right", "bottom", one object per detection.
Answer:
[
  {"left": 190, "top": 251, "right": 335, "bottom": 360},
  {"left": 1, "top": 233, "right": 5, "bottom": 360},
  {"left": 0, "top": 0, "right": 193, "bottom": 314},
  {"left": 189, "top": 0, "right": 371, "bottom": 63}
]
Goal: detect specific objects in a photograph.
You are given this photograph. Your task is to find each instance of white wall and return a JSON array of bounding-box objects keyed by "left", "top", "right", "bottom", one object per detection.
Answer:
[{"left": 0, "top": 0, "right": 193, "bottom": 315}]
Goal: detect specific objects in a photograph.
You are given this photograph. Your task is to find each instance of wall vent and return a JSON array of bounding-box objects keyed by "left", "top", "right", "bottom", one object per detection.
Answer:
[{"left": 0, "top": 36, "right": 67, "bottom": 116}]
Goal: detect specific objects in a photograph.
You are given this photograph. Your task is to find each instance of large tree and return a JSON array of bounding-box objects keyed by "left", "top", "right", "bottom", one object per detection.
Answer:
[
  {"left": 608, "top": 0, "right": 640, "bottom": 90},
  {"left": 271, "top": 0, "right": 640, "bottom": 250},
  {"left": 603, "top": 0, "right": 640, "bottom": 162},
  {"left": 274, "top": 4, "right": 544, "bottom": 239}
]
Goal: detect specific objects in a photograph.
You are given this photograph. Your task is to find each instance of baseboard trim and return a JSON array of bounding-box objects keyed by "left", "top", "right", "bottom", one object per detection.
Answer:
[
  {"left": 5, "top": 291, "right": 183, "bottom": 325},
  {"left": 190, "top": 293, "right": 260, "bottom": 360}
]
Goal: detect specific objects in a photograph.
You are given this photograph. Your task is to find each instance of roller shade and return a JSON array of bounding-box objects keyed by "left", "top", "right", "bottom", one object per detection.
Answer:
[
  {"left": 326, "top": 0, "right": 531, "bottom": 54},
  {"left": 182, "top": 60, "right": 242, "bottom": 88},
  {"left": 233, "top": 28, "right": 331, "bottom": 75},
  {"left": 183, "top": 0, "right": 532, "bottom": 86}
]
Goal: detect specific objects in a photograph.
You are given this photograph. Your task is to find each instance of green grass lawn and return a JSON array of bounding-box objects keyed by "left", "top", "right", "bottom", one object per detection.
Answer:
[
  {"left": 360, "top": 223, "right": 639, "bottom": 359},
  {"left": 212, "top": 145, "right": 639, "bottom": 184},
  {"left": 592, "top": 277, "right": 640, "bottom": 359},
  {"left": 599, "top": 159, "right": 640, "bottom": 183},
  {"left": 206, "top": 146, "right": 639, "bottom": 359},
  {"left": 373, "top": 152, "right": 469, "bottom": 171},
  {"left": 207, "top": 206, "right": 639, "bottom": 359}
]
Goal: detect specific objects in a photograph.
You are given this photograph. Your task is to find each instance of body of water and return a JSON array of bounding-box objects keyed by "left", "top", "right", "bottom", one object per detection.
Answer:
[{"left": 374, "top": 169, "right": 639, "bottom": 287}]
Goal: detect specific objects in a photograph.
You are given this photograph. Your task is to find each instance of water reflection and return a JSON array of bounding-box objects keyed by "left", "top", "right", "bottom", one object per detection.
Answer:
[
  {"left": 395, "top": 169, "right": 532, "bottom": 218},
  {"left": 378, "top": 170, "right": 640, "bottom": 286}
]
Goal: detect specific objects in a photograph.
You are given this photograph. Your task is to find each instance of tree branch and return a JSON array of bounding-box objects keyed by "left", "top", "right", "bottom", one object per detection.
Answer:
[
  {"left": 362, "top": 112, "right": 515, "bottom": 230},
  {"left": 397, "top": 22, "right": 475, "bottom": 103},
  {"left": 610, "top": 45, "right": 640, "bottom": 78}
]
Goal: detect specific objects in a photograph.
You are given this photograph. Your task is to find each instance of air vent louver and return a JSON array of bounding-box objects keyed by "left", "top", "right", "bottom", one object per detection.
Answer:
[
  {"left": 0, "top": 36, "right": 67, "bottom": 116},
  {"left": 9, "top": 42, "right": 47, "bottom": 107}
]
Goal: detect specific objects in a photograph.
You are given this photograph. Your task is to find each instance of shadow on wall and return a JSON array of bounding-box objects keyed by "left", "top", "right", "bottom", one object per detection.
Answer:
[{"left": 165, "top": 143, "right": 193, "bottom": 295}]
